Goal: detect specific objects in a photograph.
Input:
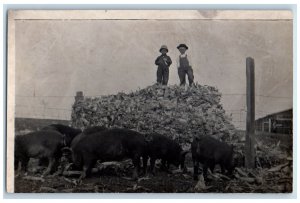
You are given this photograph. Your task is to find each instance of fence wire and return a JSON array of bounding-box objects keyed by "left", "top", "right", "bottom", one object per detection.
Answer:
[{"left": 14, "top": 93, "right": 292, "bottom": 129}]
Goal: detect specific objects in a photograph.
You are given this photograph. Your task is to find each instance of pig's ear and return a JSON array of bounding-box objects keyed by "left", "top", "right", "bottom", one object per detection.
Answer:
[
  {"left": 181, "top": 150, "right": 189, "bottom": 157},
  {"left": 61, "top": 147, "right": 72, "bottom": 153},
  {"left": 144, "top": 133, "right": 154, "bottom": 142}
]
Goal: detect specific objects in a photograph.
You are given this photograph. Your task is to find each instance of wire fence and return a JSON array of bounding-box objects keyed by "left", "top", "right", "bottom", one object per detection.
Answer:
[
  {"left": 222, "top": 93, "right": 291, "bottom": 99},
  {"left": 14, "top": 93, "right": 292, "bottom": 129}
]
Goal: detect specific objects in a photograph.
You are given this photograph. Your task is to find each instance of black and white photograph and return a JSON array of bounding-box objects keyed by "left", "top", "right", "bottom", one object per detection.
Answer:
[{"left": 6, "top": 10, "right": 293, "bottom": 193}]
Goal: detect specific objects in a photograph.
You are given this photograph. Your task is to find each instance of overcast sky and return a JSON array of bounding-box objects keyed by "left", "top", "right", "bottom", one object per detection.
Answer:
[{"left": 14, "top": 15, "right": 293, "bottom": 129}]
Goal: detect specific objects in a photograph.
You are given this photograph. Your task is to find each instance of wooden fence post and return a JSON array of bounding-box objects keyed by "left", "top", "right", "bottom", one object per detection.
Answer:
[
  {"left": 268, "top": 118, "right": 272, "bottom": 133},
  {"left": 75, "top": 91, "right": 84, "bottom": 102},
  {"left": 245, "top": 57, "right": 255, "bottom": 168}
]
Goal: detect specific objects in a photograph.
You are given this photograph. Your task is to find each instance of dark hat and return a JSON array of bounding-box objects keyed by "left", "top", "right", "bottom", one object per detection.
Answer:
[
  {"left": 177, "top": 44, "right": 188, "bottom": 50},
  {"left": 159, "top": 45, "right": 168, "bottom": 52}
]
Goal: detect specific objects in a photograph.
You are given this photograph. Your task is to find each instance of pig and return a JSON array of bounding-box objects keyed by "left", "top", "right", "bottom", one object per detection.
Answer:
[
  {"left": 82, "top": 126, "right": 107, "bottom": 135},
  {"left": 14, "top": 130, "right": 66, "bottom": 176},
  {"left": 42, "top": 124, "right": 82, "bottom": 146},
  {"left": 70, "top": 128, "right": 148, "bottom": 180},
  {"left": 69, "top": 126, "right": 108, "bottom": 150},
  {"left": 38, "top": 124, "right": 82, "bottom": 166},
  {"left": 145, "top": 133, "right": 188, "bottom": 174},
  {"left": 60, "top": 126, "right": 108, "bottom": 168},
  {"left": 191, "top": 136, "right": 235, "bottom": 181}
]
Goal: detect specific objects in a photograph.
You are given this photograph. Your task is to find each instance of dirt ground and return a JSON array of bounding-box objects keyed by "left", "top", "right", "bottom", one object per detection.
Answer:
[
  {"left": 14, "top": 131, "right": 293, "bottom": 193},
  {"left": 14, "top": 163, "right": 292, "bottom": 193},
  {"left": 14, "top": 165, "right": 249, "bottom": 193},
  {"left": 15, "top": 170, "right": 194, "bottom": 193}
]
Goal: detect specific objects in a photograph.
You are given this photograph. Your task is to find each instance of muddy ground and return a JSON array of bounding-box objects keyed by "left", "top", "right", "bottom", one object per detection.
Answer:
[
  {"left": 14, "top": 131, "right": 293, "bottom": 193},
  {"left": 13, "top": 165, "right": 256, "bottom": 193}
]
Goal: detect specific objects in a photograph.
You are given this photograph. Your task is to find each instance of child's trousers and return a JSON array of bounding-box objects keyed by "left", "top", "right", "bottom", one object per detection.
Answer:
[
  {"left": 178, "top": 67, "right": 194, "bottom": 86},
  {"left": 157, "top": 66, "right": 169, "bottom": 85}
]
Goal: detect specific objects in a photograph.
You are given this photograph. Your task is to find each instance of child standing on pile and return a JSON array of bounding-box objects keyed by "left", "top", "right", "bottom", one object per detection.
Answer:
[
  {"left": 155, "top": 45, "right": 172, "bottom": 85},
  {"left": 176, "top": 44, "right": 194, "bottom": 86}
]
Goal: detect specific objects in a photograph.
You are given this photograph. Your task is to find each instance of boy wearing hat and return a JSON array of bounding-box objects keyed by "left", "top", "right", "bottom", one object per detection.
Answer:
[
  {"left": 176, "top": 44, "right": 194, "bottom": 86},
  {"left": 155, "top": 45, "right": 172, "bottom": 85}
]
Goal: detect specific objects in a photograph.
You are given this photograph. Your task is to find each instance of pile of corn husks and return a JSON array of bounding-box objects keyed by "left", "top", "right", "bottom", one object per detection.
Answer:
[{"left": 71, "top": 84, "right": 237, "bottom": 146}]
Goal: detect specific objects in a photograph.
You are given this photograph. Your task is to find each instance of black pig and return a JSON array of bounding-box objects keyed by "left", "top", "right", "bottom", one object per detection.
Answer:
[
  {"left": 69, "top": 126, "right": 108, "bottom": 152},
  {"left": 191, "top": 136, "right": 234, "bottom": 181},
  {"left": 38, "top": 124, "right": 81, "bottom": 166},
  {"left": 146, "top": 133, "right": 188, "bottom": 174},
  {"left": 82, "top": 126, "right": 107, "bottom": 135},
  {"left": 42, "top": 124, "right": 82, "bottom": 146},
  {"left": 70, "top": 128, "right": 147, "bottom": 180},
  {"left": 61, "top": 126, "right": 108, "bottom": 165},
  {"left": 15, "top": 130, "right": 66, "bottom": 176}
]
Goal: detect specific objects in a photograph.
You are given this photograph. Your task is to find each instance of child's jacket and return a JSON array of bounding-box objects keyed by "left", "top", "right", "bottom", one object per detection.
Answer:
[{"left": 155, "top": 55, "right": 172, "bottom": 69}]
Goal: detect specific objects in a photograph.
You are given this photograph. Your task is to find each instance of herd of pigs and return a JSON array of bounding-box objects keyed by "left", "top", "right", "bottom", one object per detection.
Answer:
[{"left": 15, "top": 124, "right": 235, "bottom": 183}]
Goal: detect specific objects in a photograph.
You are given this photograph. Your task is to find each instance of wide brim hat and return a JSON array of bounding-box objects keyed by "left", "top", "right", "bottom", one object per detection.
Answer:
[
  {"left": 159, "top": 45, "right": 168, "bottom": 52},
  {"left": 177, "top": 44, "right": 188, "bottom": 50}
]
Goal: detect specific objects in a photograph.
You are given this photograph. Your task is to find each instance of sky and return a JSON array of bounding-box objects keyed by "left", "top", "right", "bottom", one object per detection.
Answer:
[{"left": 14, "top": 12, "right": 293, "bottom": 129}]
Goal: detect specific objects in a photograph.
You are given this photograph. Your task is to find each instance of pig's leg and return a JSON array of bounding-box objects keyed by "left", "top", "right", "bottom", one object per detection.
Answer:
[
  {"left": 14, "top": 158, "right": 20, "bottom": 171},
  {"left": 203, "top": 163, "right": 208, "bottom": 182},
  {"left": 209, "top": 163, "right": 215, "bottom": 173},
  {"left": 142, "top": 155, "right": 148, "bottom": 175},
  {"left": 165, "top": 161, "right": 172, "bottom": 174},
  {"left": 20, "top": 157, "right": 29, "bottom": 173},
  {"left": 53, "top": 157, "right": 64, "bottom": 175},
  {"left": 78, "top": 159, "right": 95, "bottom": 184},
  {"left": 220, "top": 164, "right": 225, "bottom": 174},
  {"left": 150, "top": 157, "right": 156, "bottom": 174},
  {"left": 193, "top": 159, "right": 199, "bottom": 181},
  {"left": 166, "top": 161, "right": 170, "bottom": 170},
  {"left": 226, "top": 167, "right": 234, "bottom": 177},
  {"left": 14, "top": 158, "right": 21, "bottom": 177},
  {"left": 132, "top": 156, "right": 140, "bottom": 180},
  {"left": 160, "top": 159, "right": 167, "bottom": 171},
  {"left": 80, "top": 165, "right": 89, "bottom": 180},
  {"left": 136, "top": 157, "right": 141, "bottom": 172},
  {"left": 38, "top": 157, "right": 48, "bottom": 167},
  {"left": 43, "top": 157, "right": 55, "bottom": 176}
]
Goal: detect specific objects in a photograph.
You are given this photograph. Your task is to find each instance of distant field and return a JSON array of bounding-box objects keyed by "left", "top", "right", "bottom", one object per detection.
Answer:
[{"left": 15, "top": 117, "right": 70, "bottom": 132}]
